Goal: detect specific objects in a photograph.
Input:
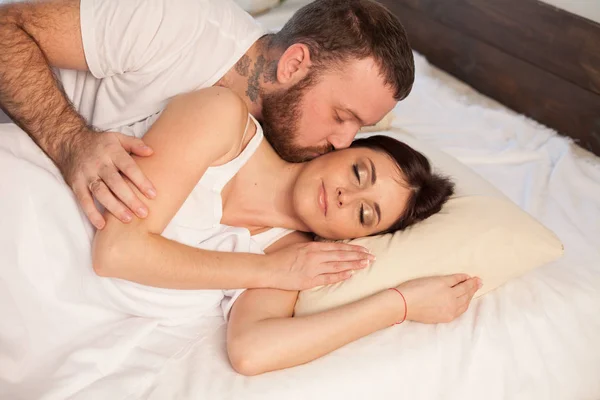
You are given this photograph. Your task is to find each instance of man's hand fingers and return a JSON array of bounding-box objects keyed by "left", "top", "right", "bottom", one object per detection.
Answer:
[
  {"left": 114, "top": 144, "right": 157, "bottom": 200},
  {"left": 88, "top": 177, "right": 133, "bottom": 224},
  {"left": 73, "top": 180, "right": 105, "bottom": 229},
  {"left": 120, "top": 135, "right": 153, "bottom": 157},
  {"left": 100, "top": 163, "right": 149, "bottom": 218}
]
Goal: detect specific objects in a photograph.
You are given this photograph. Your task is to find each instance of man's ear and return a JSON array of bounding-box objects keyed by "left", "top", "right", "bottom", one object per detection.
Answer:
[{"left": 276, "top": 43, "right": 312, "bottom": 85}]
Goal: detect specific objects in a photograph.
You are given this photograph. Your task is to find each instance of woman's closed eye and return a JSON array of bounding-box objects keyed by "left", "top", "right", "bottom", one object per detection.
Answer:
[
  {"left": 359, "top": 203, "right": 376, "bottom": 226},
  {"left": 359, "top": 204, "right": 365, "bottom": 225},
  {"left": 354, "top": 163, "right": 371, "bottom": 226},
  {"left": 353, "top": 163, "right": 367, "bottom": 186}
]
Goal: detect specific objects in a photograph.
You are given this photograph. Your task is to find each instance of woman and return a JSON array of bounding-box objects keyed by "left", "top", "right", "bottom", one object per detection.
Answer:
[{"left": 92, "top": 87, "right": 482, "bottom": 375}]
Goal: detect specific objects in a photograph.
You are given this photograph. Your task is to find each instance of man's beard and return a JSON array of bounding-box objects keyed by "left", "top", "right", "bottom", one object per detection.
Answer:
[{"left": 261, "top": 73, "right": 333, "bottom": 162}]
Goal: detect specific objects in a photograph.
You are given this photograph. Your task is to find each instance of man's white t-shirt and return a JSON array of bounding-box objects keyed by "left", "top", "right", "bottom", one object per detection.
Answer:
[
  {"left": 55, "top": 0, "right": 266, "bottom": 319},
  {"left": 56, "top": 0, "right": 265, "bottom": 136}
]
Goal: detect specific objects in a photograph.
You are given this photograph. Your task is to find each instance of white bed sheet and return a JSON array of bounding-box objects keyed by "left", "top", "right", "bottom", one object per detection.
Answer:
[
  {"left": 142, "top": 4, "right": 600, "bottom": 399},
  {"left": 140, "top": 66, "right": 600, "bottom": 400},
  {"left": 1, "top": 1, "right": 599, "bottom": 399}
]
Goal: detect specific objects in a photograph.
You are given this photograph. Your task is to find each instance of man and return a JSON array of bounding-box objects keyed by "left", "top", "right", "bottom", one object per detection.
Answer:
[{"left": 0, "top": 0, "right": 414, "bottom": 230}]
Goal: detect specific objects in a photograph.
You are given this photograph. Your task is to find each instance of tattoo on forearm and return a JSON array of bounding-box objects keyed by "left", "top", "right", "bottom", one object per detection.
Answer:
[
  {"left": 0, "top": 8, "right": 89, "bottom": 171},
  {"left": 263, "top": 60, "right": 278, "bottom": 84},
  {"left": 246, "top": 55, "right": 266, "bottom": 102},
  {"left": 235, "top": 54, "right": 251, "bottom": 77}
]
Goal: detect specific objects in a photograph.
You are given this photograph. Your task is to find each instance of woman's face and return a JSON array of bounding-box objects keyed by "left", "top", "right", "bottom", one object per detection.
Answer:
[{"left": 293, "top": 147, "right": 411, "bottom": 240}]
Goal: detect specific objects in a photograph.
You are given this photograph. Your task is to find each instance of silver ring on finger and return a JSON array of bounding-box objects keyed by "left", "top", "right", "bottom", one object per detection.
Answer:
[{"left": 88, "top": 177, "right": 103, "bottom": 193}]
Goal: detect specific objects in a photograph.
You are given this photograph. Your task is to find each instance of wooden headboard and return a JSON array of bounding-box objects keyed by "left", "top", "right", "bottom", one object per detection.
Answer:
[{"left": 377, "top": 0, "right": 600, "bottom": 156}]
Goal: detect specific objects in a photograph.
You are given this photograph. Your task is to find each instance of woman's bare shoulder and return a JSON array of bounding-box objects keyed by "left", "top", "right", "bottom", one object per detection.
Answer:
[{"left": 166, "top": 87, "right": 250, "bottom": 164}]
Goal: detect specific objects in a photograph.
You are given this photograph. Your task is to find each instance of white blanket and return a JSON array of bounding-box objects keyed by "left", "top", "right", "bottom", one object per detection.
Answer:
[
  {"left": 0, "top": 115, "right": 273, "bottom": 398},
  {"left": 139, "top": 54, "right": 600, "bottom": 400},
  {"left": 1, "top": 2, "right": 600, "bottom": 397},
  {"left": 0, "top": 122, "right": 252, "bottom": 398},
  {"left": 2, "top": 52, "right": 597, "bottom": 399}
]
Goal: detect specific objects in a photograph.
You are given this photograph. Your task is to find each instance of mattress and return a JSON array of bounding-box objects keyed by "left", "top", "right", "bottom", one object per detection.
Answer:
[{"left": 1, "top": 1, "right": 600, "bottom": 399}]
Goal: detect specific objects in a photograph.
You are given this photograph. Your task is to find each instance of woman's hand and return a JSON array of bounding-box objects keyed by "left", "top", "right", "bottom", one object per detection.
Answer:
[
  {"left": 264, "top": 241, "right": 375, "bottom": 290},
  {"left": 396, "top": 274, "right": 482, "bottom": 324}
]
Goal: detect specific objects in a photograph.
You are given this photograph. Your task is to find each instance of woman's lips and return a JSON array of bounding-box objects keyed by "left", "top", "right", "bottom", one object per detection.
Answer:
[{"left": 319, "top": 181, "right": 328, "bottom": 217}]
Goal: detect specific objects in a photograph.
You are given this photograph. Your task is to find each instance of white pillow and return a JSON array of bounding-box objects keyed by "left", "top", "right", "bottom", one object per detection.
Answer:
[
  {"left": 234, "top": 0, "right": 280, "bottom": 15},
  {"left": 360, "top": 112, "right": 395, "bottom": 133},
  {"left": 294, "top": 130, "right": 563, "bottom": 316}
]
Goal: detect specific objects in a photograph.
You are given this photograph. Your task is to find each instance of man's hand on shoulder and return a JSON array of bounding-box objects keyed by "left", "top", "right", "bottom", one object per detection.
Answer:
[{"left": 62, "top": 129, "right": 157, "bottom": 230}]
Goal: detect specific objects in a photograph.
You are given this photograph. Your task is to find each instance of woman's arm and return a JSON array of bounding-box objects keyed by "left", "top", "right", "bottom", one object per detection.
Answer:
[
  {"left": 227, "top": 283, "right": 406, "bottom": 375},
  {"left": 92, "top": 88, "right": 370, "bottom": 290},
  {"left": 227, "top": 233, "right": 481, "bottom": 375},
  {"left": 92, "top": 87, "right": 271, "bottom": 289}
]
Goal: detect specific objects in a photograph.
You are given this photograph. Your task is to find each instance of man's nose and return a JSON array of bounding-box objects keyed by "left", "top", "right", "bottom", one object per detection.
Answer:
[{"left": 328, "top": 126, "right": 359, "bottom": 149}]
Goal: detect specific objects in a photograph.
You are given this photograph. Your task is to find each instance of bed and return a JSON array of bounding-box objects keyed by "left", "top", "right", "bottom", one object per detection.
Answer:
[{"left": 1, "top": 1, "right": 600, "bottom": 399}]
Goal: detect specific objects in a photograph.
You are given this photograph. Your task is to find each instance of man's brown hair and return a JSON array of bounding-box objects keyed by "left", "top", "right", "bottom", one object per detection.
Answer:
[{"left": 270, "top": 0, "right": 415, "bottom": 100}]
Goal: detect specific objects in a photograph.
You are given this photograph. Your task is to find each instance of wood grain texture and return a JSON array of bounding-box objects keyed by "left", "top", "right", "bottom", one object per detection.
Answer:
[
  {"left": 388, "top": 0, "right": 600, "bottom": 95},
  {"left": 378, "top": 0, "right": 600, "bottom": 156}
]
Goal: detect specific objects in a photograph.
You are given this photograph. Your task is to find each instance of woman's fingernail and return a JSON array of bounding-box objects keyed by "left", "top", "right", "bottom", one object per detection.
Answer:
[
  {"left": 367, "top": 254, "right": 376, "bottom": 260},
  {"left": 360, "top": 259, "right": 370, "bottom": 267},
  {"left": 122, "top": 213, "right": 133, "bottom": 222},
  {"left": 146, "top": 188, "right": 157, "bottom": 198},
  {"left": 137, "top": 207, "right": 148, "bottom": 217}
]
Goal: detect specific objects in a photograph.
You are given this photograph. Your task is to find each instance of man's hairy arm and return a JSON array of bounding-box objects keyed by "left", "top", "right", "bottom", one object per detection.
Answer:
[
  {"left": 0, "top": 0, "right": 88, "bottom": 162},
  {"left": 0, "top": 0, "right": 155, "bottom": 229}
]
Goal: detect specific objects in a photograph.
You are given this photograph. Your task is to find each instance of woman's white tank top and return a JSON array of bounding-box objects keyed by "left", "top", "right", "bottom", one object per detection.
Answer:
[{"left": 98, "top": 114, "right": 294, "bottom": 323}]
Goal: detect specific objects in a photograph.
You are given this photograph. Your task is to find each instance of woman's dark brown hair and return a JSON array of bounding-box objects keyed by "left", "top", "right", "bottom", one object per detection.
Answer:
[
  {"left": 351, "top": 135, "right": 454, "bottom": 234},
  {"left": 270, "top": 0, "right": 414, "bottom": 101}
]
